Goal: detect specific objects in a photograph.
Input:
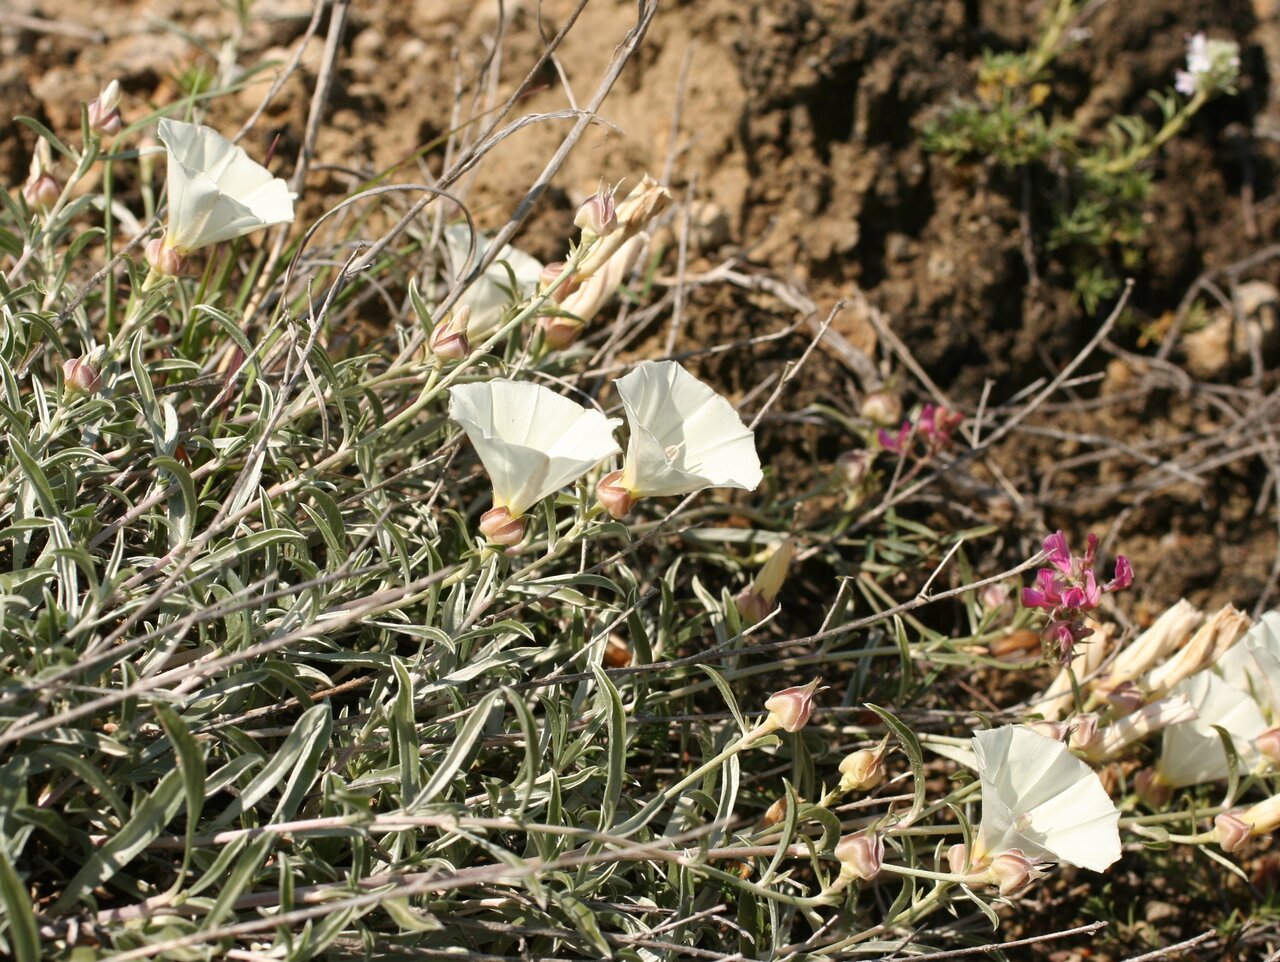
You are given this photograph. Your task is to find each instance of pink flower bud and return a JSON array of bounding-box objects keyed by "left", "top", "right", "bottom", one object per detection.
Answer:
[
  {"left": 146, "top": 236, "right": 190, "bottom": 276},
  {"left": 1257, "top": 727, "right": 1280, "bottom": 763},
  {"left": 574, "top": 185, "right": 618, "bottom": 238},
  {"left": 538, "top": 261, "right": 581, "bottom": 304},
  {"left": 838, "top": 737, "right": 889, "bottom": 792},
  {"left": 764, "top": 678, "right": 820, "bottom": 733},
  {"left": 62, "top": 357, "right": 101, "bottom": 395},
  {"left": 595, "top": 468, "right": 635, "bottom": 520},
  {"left": 834, "top": 832, "right": 884, "bottom": 881},
  {"left": 478, "top": 506, "right": 526, "bottom": 546},
  {"left": 23, "top": 172, "right": 59, "bottom": 208},
  {"left": 88, "top": 80, "right": 123, "bottom": 136},
  {"left": 1134, "top": 767, "right": 1172, "bottom": 808},
  {"left": 989, "top": 850, "right": 1040, "bottom": 896},
  {"left": 945, "top": 843, "right": 970, "bottom": 875},
  {"left": 537, "top": 314, "right": 584, "bottom": 350},
  {"left": 1215, "top": 810, "right": 1251, "bottom": 853},
  {"left": 733, "top": 587, "right": 769, "bottom": 625},
  {"left": 429, "top": 307, "right": 470, "bottom": 360}
]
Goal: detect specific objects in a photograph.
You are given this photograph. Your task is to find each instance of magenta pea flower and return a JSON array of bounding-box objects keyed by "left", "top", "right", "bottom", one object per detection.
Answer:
[{"left": 1021, "top": 531, "right": 1133, "bottom": 663}]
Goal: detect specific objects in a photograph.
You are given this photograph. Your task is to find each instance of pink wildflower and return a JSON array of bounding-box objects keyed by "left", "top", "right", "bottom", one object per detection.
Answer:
[{"left": 1022, "top": 531, "right": 1133, "bottom": 663}]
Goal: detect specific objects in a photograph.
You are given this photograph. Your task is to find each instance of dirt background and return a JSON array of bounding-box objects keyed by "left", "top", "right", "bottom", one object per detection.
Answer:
[{"left": 3, "top": 0, "right": 1280, "bottom": 621}]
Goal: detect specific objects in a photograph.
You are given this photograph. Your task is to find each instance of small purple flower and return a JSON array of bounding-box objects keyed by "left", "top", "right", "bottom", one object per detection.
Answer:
[
  {"left": 878, "top": 423, "right": 911, "bottom": 454},
  {"left": 1021, "top": 569, "right": 1064, "bottom": 611},
  {"left": 1043, "top": 531, "right": 1073, "bottom": 576}
]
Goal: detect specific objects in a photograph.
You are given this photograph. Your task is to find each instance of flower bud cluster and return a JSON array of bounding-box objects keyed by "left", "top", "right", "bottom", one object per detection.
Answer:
[
  {"left": 1021, "top": 530, "right": 1132, "bottom": 663},
  {"left": 1175, "top": 33, "right": 1241, "bottom": 98},
  {"left": 878, "top": 403, "right": 962, "bottom": 457}
]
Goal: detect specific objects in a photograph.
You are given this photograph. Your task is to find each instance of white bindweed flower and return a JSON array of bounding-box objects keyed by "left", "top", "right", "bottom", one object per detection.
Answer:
[
  {"left": 443, "top": 225, "right": 543, "bottom": 339},
  {"left": 1156, "top": 671, "right": 1266, "bottom": 788},
  {"left": 1216, "top": 610, "right": 1280, "bottom": 721},
  {"left": 601, "top": 361, "right": 761, "bottom": 510},
  {"left": 156, "top": 119, "right": 294, "bottom": 254},
  {"left": 449, "top": 380, "right": 621, "bottom": 519},
  {"left": 972, "top": 725, "right": 1121, "bottom": 872}
]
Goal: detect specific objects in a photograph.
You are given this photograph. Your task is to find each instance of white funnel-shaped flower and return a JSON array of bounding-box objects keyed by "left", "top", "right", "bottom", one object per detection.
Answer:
[
  {"left": 443, "top": 225, "right": 543, "bottom": 339},
  {"left": 973, "top": 725, "right": 1121, "bottom": 872},
  {"left": 1157, "top": 670, "right": 1266, "bottom": 788},
  {"left": 614, "top": 360, "right": 762, "bottom": 498},
  {"left": 157, "top": 119, "right": 294, "bottom": 253},
  {"left": 449, "top": 380, "right": 620, "bottom": 516},
  {"left": 1216, "top": 610, "right": 1280, "bottom": 721}
]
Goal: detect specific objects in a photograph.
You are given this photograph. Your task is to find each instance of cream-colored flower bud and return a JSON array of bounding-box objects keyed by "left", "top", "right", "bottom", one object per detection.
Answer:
[
  {"left": 988, "top": 850, "right": 1041, "bottom": 896},
  {"left": 764, "top": 678, "right": 820, "bottom": 733},
  {"left": 23, "top": 172, "right": 59, "bottom": 208},
  {"left": 88, "top": 79, "right": 123, "bottom": 136},
  {"left": 62, "top": 357, "right": 102, "bottom": 395},
  {"left": 429, "top": 307, "right": 470, "bottom": 360},
  {"left": 574, "top": 182, "right": 618, "bottom": 239},
  {"left": 479, "top": 506, "right": 526, "bottom": 547},
  {"left": 578, "top": 175, "right": 670, "bottom": 277},
  {"left": 595, "top": 469, "right": 634, "bottom": 520},
  {"left": 146, "top": 236, "right": 190, "bottom": 276},
  {"left": 1241, "top": 793, "right": 1280, "bottom": 836},
  {"left": 860, "top": 391, "right": 902, "bottom": 426},
  {"left": 1142, "top": 605, "right": 1249, "bottom": 701},
  {"left": 838, "top": 736, "right": 889, "bottom": 792},
  {"left": 836, "top": 450, "right": 872, "bottom": 488},
  {"left": 1215, "top": 811, "right": 1251, "bottom": 853},
  {"left": 1068, "top": 713, "right": 1100, "bottom": 752},
  {"left": 758, "top": 795, "right": 790, "bottom": 828},
  {"left": 1094, "top": 599, "right": 1202, "bottom": 698},
  {"left": 834, "top": 832, "right": 883, "bottom": 881}
]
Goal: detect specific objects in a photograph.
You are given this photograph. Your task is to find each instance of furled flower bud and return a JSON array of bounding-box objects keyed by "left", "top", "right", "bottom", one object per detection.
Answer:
[
  {"left": 538, "top": 261, "right": 581, "bottom": 304},
  {"left": 834, "top": 832, "right": 884, "bottom": 881},
  {"left": 62, "top": 356, "right": 102, "bottom": 395},
  {"left": 88, "top": 79, "right": 123, "bottom": 136},
  {"left": 945, "top": 843, "right": 970, "bottom": 876},
  {"left": 595, "top": 468, "right": 634, "bottom": 520},
  {"left": 478, "top": 506, "right": 526, "bottom": 547},
  {"left": 23, "top": 172, "right": 59, "bottom": 208},
  {"left": 860, "top": 391, "right": 902, "bottom": 427},
  {"left": 429, "top": 307, "right": 471, "bottom": 360},
  {"left": 578, "top": 175, "right": 671, "bottom": 277},
  {"left": 1068, "top": 713, "right": 1101, "bottom": 752},
  {"left": 1215, "top": 811, "right": 1251, "bottom": 853},
  {"left": 1257, "top": 727, "right": 1280, "bottom": 764},
  {"left": 1105, "top": 681, "right": 1146, "bottom": 717},
  {"left": 988, "top": 850, "right": 1041, "bottom": 896},
  {"left": 1081, "top": 693, "right": 1197, "bottom": 763},
  {"left": 764, "top": 678, "right": 820, "bottom": 733},
  {"left": 537, "top": 314, "right": 584, "bottom": 350},
  {"left": 759, "top": 795, "right": 790, "bottom": 829},
  {"left": 838, "top": 736, "right": 889, "bottom": 792},
  {"left": 146, "top": 236, "right": 190, "bottom": 277},
  {"left": 979, "top": 582, "right": 1011, "bottom": 612},
  {"left": 574, "top": 183, "right": 618, "bottom": 239},
  {"left": 836, "top": 449, "right": 873, "bottom": 488},
  {"left": 736, "top": 539, "right": 794, "bottom": 624}
]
